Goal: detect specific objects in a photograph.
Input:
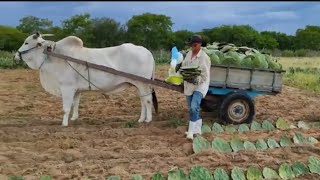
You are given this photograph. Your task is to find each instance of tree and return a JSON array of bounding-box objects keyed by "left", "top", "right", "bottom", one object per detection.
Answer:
[
  {"left": 89, "top": 17, "right": 126, "bottom": 47},
  {"left": 260, "top": 31, "right": 294, "bottom": 50},
  {"left": 202, "top": 26, "right": 233, "bottom": 44},
  {"left": 16, "top": 16, "right": 53, "bottom": 34},
  {"left": 202, "top": 25, "right": 259, "bottom": 47},
  {"left": 0, "top": 26, "right": 27, "bottom": 51},
  {"left": 172, "top": 30, "right": 193, "bottom": 50},
  {"left": 231, "top": 25, "right": 260, "bottom": 47},
  {"left": 256, "top": 33, "right": 279, "bottom": 50},
  {"left": 126, "top": 13, "right": 173, "bottom": 50},
  {"left": 295, "top": 25, "right": 320, "bottom": 50},
  {"left": 45, "top": 26, "right": 67, "bottom": 41},
  {"left": 62, "top": 13, "right": 93, "bottom": 47}
]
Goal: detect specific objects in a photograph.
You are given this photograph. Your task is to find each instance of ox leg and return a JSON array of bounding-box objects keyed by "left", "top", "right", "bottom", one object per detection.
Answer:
[
  {"left": 138, "top": 99, "right": 146, "bottom": 123},
  {"left": 71, "top": 92, "right": 81, "bottom": 121},
  {"left": 61, "top": 86, "right": 76, "bottom": 127},
  {"left": 143, "top": 94, "right": 153, "bottom": 123},
  {"left": 137, "top": 84, "right": 153, "bottom": 123}
]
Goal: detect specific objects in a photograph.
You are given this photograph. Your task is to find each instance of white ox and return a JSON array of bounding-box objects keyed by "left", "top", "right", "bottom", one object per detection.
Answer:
[{"left": 14, "top": 32, "right": 158, "bottom": 126}]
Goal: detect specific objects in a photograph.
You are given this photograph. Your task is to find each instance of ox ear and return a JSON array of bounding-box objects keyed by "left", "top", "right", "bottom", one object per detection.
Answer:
[{"left": 33, "top": 31, "right": 41, "bottom": 39}]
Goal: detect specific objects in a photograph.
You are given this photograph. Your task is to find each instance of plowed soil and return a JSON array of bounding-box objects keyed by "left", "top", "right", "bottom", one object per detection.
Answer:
[{"left": 0, "top": 66, "right": 320, "bottom": 180}]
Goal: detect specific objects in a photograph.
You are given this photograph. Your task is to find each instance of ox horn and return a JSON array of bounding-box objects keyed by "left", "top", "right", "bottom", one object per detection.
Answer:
[{"left": 42, "top": 34, "right": 55, "bottom": 37}]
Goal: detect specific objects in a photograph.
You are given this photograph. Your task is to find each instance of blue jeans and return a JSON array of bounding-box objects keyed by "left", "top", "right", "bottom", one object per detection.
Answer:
[{"left": 186, "top": 91, "right": 203, "bottom": 122}]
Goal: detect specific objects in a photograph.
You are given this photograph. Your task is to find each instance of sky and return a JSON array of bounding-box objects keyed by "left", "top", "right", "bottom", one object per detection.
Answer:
[{"left": 0, "top": 1, "right": 319, "bottom": 35}]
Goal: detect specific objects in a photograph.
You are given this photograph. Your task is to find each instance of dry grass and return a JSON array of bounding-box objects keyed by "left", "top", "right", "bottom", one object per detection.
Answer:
[
  {"left": 278, "top": 57, "right": 320, "bottom": 93},
  {"left": 279, "top": 57, "right": 320, "bottom": 69}
]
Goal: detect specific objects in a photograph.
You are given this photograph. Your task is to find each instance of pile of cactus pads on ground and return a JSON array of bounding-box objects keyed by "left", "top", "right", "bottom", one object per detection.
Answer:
[
  {"left": 194, "top": 118, "right": 319, "bottom": 154},
  {"left": 181, "top": 42, "right": 282, "bottom": 71},
  {"left": 106, "top": 156, "right": 320, "bottom": 179}
]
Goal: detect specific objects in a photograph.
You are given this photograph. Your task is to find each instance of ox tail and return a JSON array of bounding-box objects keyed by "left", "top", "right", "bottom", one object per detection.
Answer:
[
  {"left": 152, "top": 90, "right": 158, "bottom": 114},
  {"left": 151, "top": 55, "right": 158, "bottom": 114},
  {"left": 151, "top": 55, "right": 156, "bottom": 81}
]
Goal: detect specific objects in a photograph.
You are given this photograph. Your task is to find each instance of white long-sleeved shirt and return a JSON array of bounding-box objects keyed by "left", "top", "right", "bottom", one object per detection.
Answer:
[{"left": 181, "top": 49, "right": 211, "bottom": 96}]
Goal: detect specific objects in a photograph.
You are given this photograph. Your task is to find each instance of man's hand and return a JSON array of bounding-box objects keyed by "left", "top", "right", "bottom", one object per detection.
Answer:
[{"left": 175, "top": 63, "right": 182, "bottom": 72}]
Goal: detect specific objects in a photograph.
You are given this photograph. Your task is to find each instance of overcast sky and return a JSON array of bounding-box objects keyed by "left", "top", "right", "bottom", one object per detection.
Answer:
[{"left": 0, "top": 1, "right": 319, "bottom": 35}]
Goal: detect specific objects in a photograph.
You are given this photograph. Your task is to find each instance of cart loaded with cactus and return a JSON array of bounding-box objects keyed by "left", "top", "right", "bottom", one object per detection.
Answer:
[{"left": 166, "top": 42, "right": 285, "bottom": 124}]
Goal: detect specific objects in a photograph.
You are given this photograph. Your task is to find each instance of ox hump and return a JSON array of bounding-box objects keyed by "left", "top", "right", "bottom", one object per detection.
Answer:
[{"left": 60, "top": 36, "right": 84, "bottom": 47}]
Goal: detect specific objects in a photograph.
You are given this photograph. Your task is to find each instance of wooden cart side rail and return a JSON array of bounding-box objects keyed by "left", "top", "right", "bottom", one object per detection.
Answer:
[
  {"left": 210, "top": 65, "right": 283, "bottom": 93},
  {"left": 212, "top": 64, "right": 286, "bottom": 73},
  {"left": 42, "top": 49, "right": 184, "bottom": 93}
]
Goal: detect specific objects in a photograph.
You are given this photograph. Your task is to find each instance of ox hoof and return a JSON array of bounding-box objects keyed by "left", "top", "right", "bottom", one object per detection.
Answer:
[
  {"left": 145, "top": 119, "right": 152, "bottom": 123},
  {"left": 71, "top": 116, "right": 78, "bottom": 121},
  {"left": 138, "top": 118, "right": 145, "bottom": 123},
  {"left": 62, "top": 122, "right": 69, "bottom": 127}
]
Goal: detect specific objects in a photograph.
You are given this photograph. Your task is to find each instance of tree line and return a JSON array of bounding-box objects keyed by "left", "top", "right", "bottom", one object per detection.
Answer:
[{"left": 1, "top": 13, "right": 320, "bottom": 54}]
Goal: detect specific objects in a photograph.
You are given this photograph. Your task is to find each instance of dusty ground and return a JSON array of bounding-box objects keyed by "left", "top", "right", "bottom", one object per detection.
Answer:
[{"left": 1, "top": 66, "right": 320, "bottom": 180}]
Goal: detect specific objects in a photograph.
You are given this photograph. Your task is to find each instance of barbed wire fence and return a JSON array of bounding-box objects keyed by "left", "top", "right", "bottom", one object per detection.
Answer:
[{"left": 151, "top": 49, "right": 171, "bottom": 65}]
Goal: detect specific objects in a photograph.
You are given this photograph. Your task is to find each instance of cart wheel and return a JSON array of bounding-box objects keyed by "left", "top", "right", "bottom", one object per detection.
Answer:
[{"left": 219, "top": 91, "right": 255, "bottom": 124}]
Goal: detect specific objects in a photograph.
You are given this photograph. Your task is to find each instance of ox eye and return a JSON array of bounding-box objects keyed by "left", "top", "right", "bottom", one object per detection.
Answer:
[{"left": 24, "top": 43, "right": 29, "bottom": 45}]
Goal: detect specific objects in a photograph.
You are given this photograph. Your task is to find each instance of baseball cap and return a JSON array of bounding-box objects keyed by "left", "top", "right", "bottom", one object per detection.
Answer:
[{"left": 188, "top": 34, "right": 203, "bottom": 45}]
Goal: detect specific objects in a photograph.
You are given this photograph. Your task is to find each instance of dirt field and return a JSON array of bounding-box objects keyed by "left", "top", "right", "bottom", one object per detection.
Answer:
[{"left": 1, "top": 66, "right": 320, "bottom": 180}]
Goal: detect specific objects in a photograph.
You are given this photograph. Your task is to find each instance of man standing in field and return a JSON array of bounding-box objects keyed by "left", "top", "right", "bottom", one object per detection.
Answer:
[{"left": 178, "top": 35, "right": 211, "bottom": 140}]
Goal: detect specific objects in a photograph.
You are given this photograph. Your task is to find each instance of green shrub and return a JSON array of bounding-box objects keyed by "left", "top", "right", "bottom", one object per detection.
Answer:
[
  {"left": 295, "top": 49, "right": 308, "bottom": 57},
  {"left": 282, "top": 50, "right": 295, "bottom": 57},
  {"left": 0, "top": 50, "right": 27, "bottom": 69}
]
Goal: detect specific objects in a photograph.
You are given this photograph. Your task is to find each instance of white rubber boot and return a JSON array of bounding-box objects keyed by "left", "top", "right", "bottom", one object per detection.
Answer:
[
  {"left": 185, "top": 121, "right": 197, "bottom": 140},
  {"left": 184, "top": 121, "right": 192, "bottom": 135},
  {"left": 194, "top": 119, "right": 202, "bottom": 135},
  {"left": 185, "top": 121, "right": 192, "bottom": 135}
]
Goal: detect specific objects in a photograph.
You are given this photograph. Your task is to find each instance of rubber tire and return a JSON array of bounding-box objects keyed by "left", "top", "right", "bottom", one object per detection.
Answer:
[{"left": 219, "top": 91, "right": 255, "bottom": 124}]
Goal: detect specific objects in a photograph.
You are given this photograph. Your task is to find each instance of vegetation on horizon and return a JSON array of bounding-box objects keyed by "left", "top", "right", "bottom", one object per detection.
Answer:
[{"left": 1, "top": 13, "right": 320, "bottom": 54}]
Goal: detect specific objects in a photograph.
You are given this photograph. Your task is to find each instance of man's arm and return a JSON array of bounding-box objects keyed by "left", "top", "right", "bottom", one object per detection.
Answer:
[
  {"left": 177, "top": 51, "right": 190, "bottom": 72},
  {"left": 175, "top": 62, "right": 182, "bottom": 72}
]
